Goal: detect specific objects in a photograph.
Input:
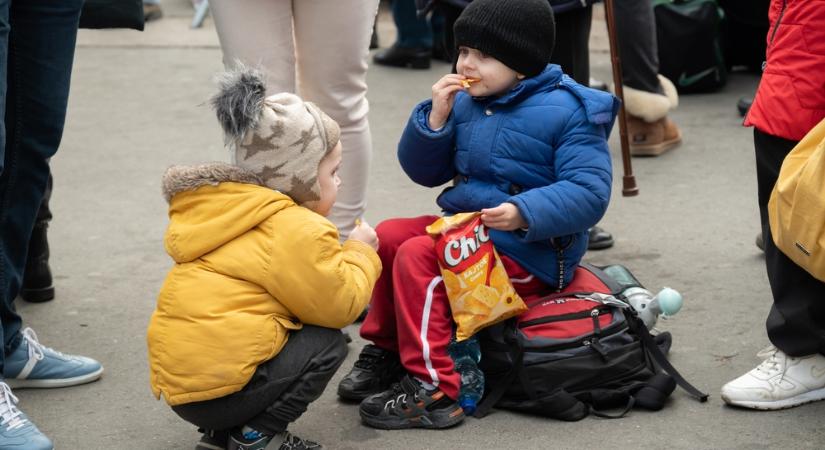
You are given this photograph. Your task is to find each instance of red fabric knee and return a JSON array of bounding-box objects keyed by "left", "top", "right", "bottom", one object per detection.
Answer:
[{"left": 360, "top": 216, "right": 438, "bottom": 352}]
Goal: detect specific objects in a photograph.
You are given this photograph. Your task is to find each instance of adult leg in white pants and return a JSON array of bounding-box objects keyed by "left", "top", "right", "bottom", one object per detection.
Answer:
[{"left": 210, "top": 0, "right": 379, "bottom": 238}]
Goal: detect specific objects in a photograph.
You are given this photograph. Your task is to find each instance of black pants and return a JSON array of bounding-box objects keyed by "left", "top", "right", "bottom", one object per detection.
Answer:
[
  {"left": 754, "top": 129, "right": 825, "bottom": 357},
  {"left": 550, "top": 5, "right": 592, "bottom": 85},
  {"left": 614, "top": 0, "right": 661, "bottom": 94},
  {"left": 172, "top": 326, "right": 348, "bottom": 435}
]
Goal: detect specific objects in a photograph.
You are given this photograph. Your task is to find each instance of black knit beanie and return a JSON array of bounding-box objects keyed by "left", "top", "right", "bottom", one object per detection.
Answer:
[{"left": 454, "top": 0, "right": 555, "bottom": 78}]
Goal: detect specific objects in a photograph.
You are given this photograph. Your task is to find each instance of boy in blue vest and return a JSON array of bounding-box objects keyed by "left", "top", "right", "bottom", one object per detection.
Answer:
[{"left": 338, "top": 0, "right": 619, "bottom": 429}]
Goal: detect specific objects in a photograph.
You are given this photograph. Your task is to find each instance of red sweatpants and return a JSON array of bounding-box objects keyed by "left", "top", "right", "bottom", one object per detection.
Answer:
[{"left": 360, "top": 216, "right": 550, "bottom": 400}]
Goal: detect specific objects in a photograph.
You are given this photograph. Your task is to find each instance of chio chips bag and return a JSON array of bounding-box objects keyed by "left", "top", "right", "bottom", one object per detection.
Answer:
[{"left": 426, "top": 212, "right": 527, "bottom": 341}]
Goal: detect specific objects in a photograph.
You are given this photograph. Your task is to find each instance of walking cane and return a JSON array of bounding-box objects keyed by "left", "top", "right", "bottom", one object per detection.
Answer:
[{"left": 603, "top": 0, "right": 638, "bottom": 196}]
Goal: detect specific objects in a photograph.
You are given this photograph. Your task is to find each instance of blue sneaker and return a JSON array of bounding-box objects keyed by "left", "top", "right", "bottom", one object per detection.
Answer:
[
  {"left": 0, "top": 382, "right": 53, "bottom": 449},
  {"left": 4, "top": 328, "right": 103, "bottom": 389}
]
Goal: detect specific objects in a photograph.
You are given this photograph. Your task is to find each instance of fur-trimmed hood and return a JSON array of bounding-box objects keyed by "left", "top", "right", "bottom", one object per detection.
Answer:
[
  {"left": 161, "top": 162, "right": 293, "bottom": 263},
  {"left": 162, "top": 162, "right": 264, "bottom": 203}
]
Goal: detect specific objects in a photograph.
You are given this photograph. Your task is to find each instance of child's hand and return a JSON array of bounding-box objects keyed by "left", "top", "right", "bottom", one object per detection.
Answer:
[
  {"left": 429, "top": 74, "right": 469, "bottom": 130},
  {"left": 481, "top": 203, "right": 527, "bottom": 231},
  {"left": 348, "top": 220, "right": 379, "bottom": 251}
]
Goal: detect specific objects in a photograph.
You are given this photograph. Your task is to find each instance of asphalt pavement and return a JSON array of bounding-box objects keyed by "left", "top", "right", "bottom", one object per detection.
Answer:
[{"left": 16, "top": 1, "right": 825, "bottom": 449}]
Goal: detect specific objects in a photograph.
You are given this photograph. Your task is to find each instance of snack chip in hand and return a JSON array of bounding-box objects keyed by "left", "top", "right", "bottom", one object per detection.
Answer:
[
  {"left": 426, "top": 213, "right": 527, "bottom": 340},
  {"left": 461, "top": 78, "right": 480, "bottom": 89}
]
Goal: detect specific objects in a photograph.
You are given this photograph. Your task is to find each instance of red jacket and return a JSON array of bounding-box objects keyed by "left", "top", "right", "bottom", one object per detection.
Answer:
[{"left": 744, "top": 0, "right": 825, "bottom": 141}]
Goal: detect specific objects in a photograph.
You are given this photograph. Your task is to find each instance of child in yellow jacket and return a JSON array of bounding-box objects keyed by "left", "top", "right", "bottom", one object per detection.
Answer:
[{"left": 147, "top": 66, "right": 381, "bottom": 450}]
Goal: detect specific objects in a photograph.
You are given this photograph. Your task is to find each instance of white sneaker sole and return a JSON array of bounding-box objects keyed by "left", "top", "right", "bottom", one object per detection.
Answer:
[
  {"left": 6, "top": 366, "right": 104, "bottom": 389},
  {"left": 722, "top": 386, "right": 825, "bottom": 410}
]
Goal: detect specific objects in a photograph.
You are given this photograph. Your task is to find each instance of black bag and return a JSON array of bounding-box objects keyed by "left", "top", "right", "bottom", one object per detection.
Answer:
[
  {"left": 80, "top": 0, "right": 144, "bottom": 31},
  {"left": 653, "top": 0, "right": 727, "bottom": 93},
  {"left": 475, "top": 263, "right": 707, "bottom": 420},
  {"left": 717, "top": 0, "right": 770, "bottom": 72}
]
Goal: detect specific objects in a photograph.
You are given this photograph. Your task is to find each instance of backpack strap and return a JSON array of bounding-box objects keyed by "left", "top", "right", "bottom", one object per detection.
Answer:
[
  {"left": 474, "top": 324, "right": 522, "bottom": 418},
  {"left": 627, "top": 313, "right": 709, "bottom": 402},
  {"left": 475, "top": 324, "right": 590, "bottom": 421}
]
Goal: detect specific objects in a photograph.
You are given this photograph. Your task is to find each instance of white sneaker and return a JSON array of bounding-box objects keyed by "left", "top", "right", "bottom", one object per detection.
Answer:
[{"left": 721, "top": 346, "right": 825, "bottom": 410}]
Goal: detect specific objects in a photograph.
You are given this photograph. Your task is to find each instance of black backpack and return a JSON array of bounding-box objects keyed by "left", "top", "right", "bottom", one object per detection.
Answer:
[
  {"left": 475, "top": 263, "right": 708, "bottom": 420},
  {"left": 653, "top": 0, "right": 728, "bottom": 93}
]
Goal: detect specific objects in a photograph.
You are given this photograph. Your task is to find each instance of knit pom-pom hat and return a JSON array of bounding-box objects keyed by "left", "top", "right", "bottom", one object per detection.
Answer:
[{"left": 211, "top": 65, "right": 340, "bottom": 204}]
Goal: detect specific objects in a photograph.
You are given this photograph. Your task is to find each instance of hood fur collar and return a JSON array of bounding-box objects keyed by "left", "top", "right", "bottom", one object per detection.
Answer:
[{"left": 162, "top": 162, "right": 264, "bottom": 203}]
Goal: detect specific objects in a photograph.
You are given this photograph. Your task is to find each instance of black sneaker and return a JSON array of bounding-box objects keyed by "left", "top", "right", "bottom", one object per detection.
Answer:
[
  {"left": 275, "top": 432, "right": 323, "bottom": 450},
  {"left": 359, "top": 375, "right": 465, "bottom": 430},
  {"left": 195, "top": 429, "right": 229, "bottom": 450},
  {"left": 337, "top": 344, "right": 404, "bottom": 401},
  {"left": 228, "top": 430, "right": 322, "bottom": 450}
]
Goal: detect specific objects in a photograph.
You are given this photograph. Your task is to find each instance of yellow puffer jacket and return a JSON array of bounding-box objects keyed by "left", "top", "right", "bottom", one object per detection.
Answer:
[{"left": 147, "top": 163, "right": 381, "bottom": 406}]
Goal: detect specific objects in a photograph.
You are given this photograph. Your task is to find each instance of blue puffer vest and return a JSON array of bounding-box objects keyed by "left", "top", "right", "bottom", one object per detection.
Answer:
[{"left": 398, "top": 64, "right": 618, "bottom": 288}]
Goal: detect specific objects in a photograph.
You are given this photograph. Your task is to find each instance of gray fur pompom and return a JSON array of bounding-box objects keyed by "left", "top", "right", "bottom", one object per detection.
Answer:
[{"left": 211, "top": 64, "right": 267, "bottom": 144}]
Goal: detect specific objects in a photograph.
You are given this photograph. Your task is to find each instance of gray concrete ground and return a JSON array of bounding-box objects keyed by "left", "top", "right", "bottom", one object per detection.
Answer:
[{"left": 15, "top": 1, "right": 825, "bottom": 449}]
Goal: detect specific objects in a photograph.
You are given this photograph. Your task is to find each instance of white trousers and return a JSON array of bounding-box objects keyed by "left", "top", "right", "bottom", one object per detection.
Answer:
[{"left": 211, "top": 0, "right": 379, "bottom": 238}]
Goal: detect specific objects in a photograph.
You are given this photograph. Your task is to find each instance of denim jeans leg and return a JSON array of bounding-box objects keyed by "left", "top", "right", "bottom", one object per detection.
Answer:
[
  {"left": 0, "top": 0, "right": 82, "bottom": 370},
  {"left": 392, "top": 0, "right": 433, "bottom": 49}
]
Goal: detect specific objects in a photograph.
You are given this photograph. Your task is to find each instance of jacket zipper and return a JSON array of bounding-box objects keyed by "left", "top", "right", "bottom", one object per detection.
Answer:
[{"left": 763, "top": 0, "right": 788, "bottom": 70}]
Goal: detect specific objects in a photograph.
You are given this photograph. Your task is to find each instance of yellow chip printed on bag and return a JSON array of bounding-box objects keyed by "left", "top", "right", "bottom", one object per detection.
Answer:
[{"left": 428, "top": 213, "right": 528, "bottom": 340}]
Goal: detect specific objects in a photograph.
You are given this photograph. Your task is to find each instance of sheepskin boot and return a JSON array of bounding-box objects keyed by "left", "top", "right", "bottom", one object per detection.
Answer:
[{"left": 623, "top": 75, "right": 682, "bottom": 156}]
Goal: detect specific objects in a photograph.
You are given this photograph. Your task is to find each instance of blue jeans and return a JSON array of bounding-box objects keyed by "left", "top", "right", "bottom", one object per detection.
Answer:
[
  {"left": 0, "top": 0, "right": 83, "bottom": 372},
  {"left": 392, "top": 0, "right": 443, "bottom": 49}
]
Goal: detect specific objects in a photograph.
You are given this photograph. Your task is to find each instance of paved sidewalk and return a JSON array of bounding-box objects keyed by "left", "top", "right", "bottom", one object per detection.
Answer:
[{"left": 15, "top": 1, "right": 825, "bottom": 449}]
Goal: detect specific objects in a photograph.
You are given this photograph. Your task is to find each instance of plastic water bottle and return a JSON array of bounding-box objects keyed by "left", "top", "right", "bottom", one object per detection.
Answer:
[
  {"left": 601, "top": 265, "right": 684, "bottom": 329},
  {"left": 447, "top": 334, "right": 484, "bottom": 415}
]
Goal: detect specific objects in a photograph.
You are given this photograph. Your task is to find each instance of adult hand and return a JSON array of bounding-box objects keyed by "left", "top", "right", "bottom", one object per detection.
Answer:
[
  {"left": 348, "top": 220, "right": 379, "bottom": 251},
  {"left": 429, "top": 74, "right": 468, "bottom": 130},
  {"left": 481, "top": 203, "right": 527, "bottom": 231}
]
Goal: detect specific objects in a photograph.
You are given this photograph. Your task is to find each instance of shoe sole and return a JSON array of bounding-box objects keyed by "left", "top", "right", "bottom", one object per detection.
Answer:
[
  {"left": 20, "top": 285, "right": 55, "bottom": 303},
  {"left": 7, "top": 366, "right": 104, "bottom": 389},
  {"left": 337, "top": 384, "right": 380, "bottom": 402},
  {"left": 630, "top": 134, "right": 682, "bottom": 157},
  {"left": 722, "top": 386, "right": 825, "bottom": 410},
  {"left": 360, "top": 407, "right": 465, "bottom": 430}
]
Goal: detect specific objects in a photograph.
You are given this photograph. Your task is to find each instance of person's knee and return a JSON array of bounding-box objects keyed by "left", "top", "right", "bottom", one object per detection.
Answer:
[
  {"left": 375, "top": 218, "right": 412, "bottom": 248},
  {"left": 396, "top": 235, "right": 433, "bottom": 260},
  {"left": 303, "top": 325, "right": 349, "bottom": 368}
]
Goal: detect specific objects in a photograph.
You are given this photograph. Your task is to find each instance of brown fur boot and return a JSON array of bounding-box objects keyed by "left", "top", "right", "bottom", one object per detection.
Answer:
[
  {"left": 620, "top": 75, "right": 682, "bottom": 156},
  {"left": 627, "top": 115, "right": 682, "bottom": 156}
]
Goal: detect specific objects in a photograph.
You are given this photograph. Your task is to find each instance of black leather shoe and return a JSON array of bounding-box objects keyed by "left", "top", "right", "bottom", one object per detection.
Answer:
[
  {"left": 338, "top": 344, "right": 404, "bottom": 401},
  {"left": 21, "top": 221, "right": 55, "bottom": 303},
  {"left": 587, "top": 226, "right": 614, "bottom": 251},
  {"left": 373, "top": 45, "right": 431, "bottom": 69}
]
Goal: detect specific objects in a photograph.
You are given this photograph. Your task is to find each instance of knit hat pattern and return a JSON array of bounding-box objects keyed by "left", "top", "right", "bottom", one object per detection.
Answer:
[
  {"left": 211, "top": 66, "right": 340, "bottom": 205},
  {"left": 454, "top": 0, "right": 555, "bottom": 78}
]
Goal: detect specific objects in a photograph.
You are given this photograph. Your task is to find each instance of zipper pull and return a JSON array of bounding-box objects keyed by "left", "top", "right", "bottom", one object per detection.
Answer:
[{"left": 590, "top": 338, "right": 609, "bottom": 361}]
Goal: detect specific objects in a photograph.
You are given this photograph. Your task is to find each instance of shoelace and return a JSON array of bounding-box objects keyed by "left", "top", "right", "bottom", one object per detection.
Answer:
[
  {"left": 755, "top": 346, "right": 789, "bottom": 380},
  {"left": 0, "top": 383, "right": 27, "bottom": 431},
  {"left": 21, "top": 327, "right": 65, "bottom": 364},
  {"left": 353, "top": 345, "right": 385, "bottom": 370}
]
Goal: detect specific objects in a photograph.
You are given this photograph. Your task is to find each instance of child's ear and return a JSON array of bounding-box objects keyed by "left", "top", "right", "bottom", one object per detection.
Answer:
[{"left": 516, "top": 73, "right": 526, "bottom": 80}]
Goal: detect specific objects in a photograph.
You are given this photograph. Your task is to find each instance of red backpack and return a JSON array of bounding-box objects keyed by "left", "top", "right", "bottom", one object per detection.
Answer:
[{"left": 476, "top": 263, "right": 707, "bottom": 420}]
